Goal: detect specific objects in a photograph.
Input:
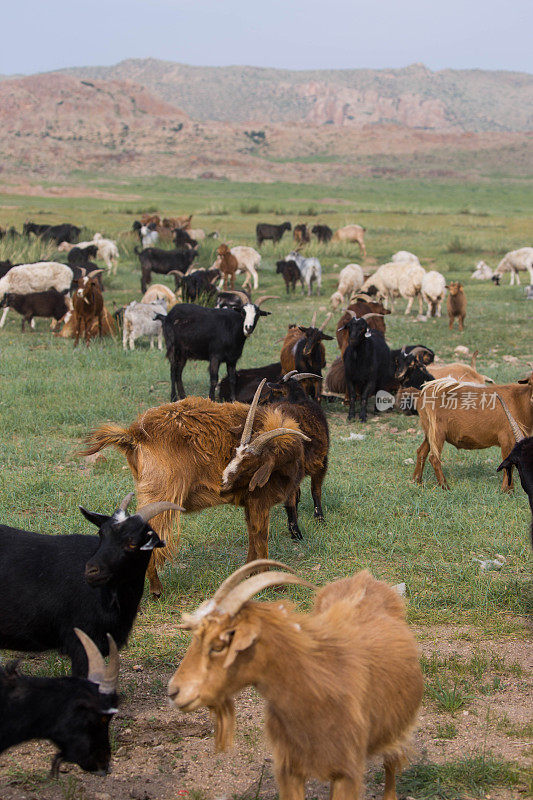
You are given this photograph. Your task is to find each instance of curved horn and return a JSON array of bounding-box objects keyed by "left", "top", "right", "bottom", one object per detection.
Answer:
[
  {"left": 319, "top": 312, "right": 332, "bottom": 332},
  {"left": 118, "top": 492, "right": 135, "bottom": 513},
  {"left": 246, "top": 427, "right": 310, "bottom": 455},
  {"left": 135, "top": 501, "right": 185, "bottom": 523},
  {"left": 217, "top": 571, "right": 316, "bottom": 617},
  {"left": 346, "top": 309, "right": 358, "bottom": 318},
  {"left": 496, "top": 395, "right": 526, "bottom": 443},
  {"left": 74, "top": 629, "right": 119, "bottom": 694},
  {"left": 310, "top": 310, "right": 317, "bottom": 328},
  {"left": 401, "top": 345, "right": 407, "bottom": 354},
  {"left": 78, "top": 267, "right": 87, "bottom": 277},
  {"left": 87, "top": 269, "right": 104, "bottom": 277},
  {"left": 212, "top": 559, "right": 299, "bottom": 603},
  {"left": 282, "top": 370, "right": 298, "bottom": 382},
  {"left": 169, "top": 270, "right": 185, "bottom": 277},
  {"left": 255, "top": 295, "right": 279, "bottom": 307},
  {"left": 362, "top": 312, "right": 385, "bottom": 320},
  {"left": 221, "top": 290, "right": 249, "bottom": 304},
  {"left": 292, "top": 373, "right": 322, "bottom": 381},
  {"left": 240, "top": 379, "right": 266, "bottom": 446}
]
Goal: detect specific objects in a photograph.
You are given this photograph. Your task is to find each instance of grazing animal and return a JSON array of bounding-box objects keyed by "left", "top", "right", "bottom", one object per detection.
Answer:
[
  {"left": 267, "top": 371, "right": 330, "bottom": 535},
  {"left": 413, "top": 375, "right": 533, "bottom": 490},
  {"left": 65, "top": 244, "right": 99, "bottom": 268},
  {"left": 213, "top": 246, "right": 261, "bottom": 292},
  {"left": 330, "top": 263, "right": 364, "bottom": 309},
  {"left": 332, "top": 224, "right": 366, "bottom": 256},
  {"left": 340, "top": 311, "right": 393, "bottom": 422},
  {"left": 218, "top": 362, "right": 282, "bottom": 403},
  {"left": 276, "top": 259, "right": 301, "bottom": 293},
  {"left": 123, "top": 300, "right": 167, "bottom": 350},
  {"left": 256, "top": 222, "right": 291, "bottom": 246},
  {"left": 280, "top": 312, "right": 333, "bottom": 400},
  {"left": 362, "top": 262, "right": 425, "bottom": 314},
  {"left": 0, "top": 262, "right": 73, "bottom": 329},
  {"left": 311, "top": 224, "right": 333, "bottom": 243},
  {"left": 336, "top": 298, "right": 390, "bottom": 352},
  {"left": 497, "top": 396, "right": 533, "bottom": 547},
  {"left": 491, "top": 247, "right": 533, "bottom": 286},
  {"left": 159, "top": 296, "right": 275, "bottom": 401},
  {"left": 421, "top": 270, "right": 447, "bottom": 317},
  {"left": 0, "top": 495, "right": 180, "bottom": 672},
  {"left": 446, "top": 281, "right": 466, "bottom": 330},
  {"left": 135, "top": 246, "right": 197, "bottom": 293},
  {"left": 24, "top": 222, "right": 80, "bottom": 245},
  {"left": 0, "top": 631, "right": 119, "bottom": 777},
  {"left": 216, "top": 244, "right": 239, "bottom": 290},
  {"left": 172, "top": 228, "right": 198, "bottom": 248},
  {"left": 168, "top": 562, "right": 423, "bottom": 800},
  {"left": 83, "top": 382, "right": 311, "bottom": 596},
  {"left": 1, "top": 288, "right": 69, "bottom": 332},
  {"left": 293, "top": 223, "right": 310, "bottom": 244},
  {"left": 172, "top": 267, "right": 220, "bottom": 302},
  {"left": 285, "top": 250, "right": 322, "bottom": 296},
  {"left": 392, "top": 250, "right": 420, "bottom": 265},
  {"left": 72, "top": 272, "right": 105, "bottom": 346}
]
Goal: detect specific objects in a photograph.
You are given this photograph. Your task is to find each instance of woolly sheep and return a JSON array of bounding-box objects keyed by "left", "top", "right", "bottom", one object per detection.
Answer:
[
  {"left": 471, "top": 260, "right": 494, "bottom": 280},
  {"left": 421, "top": 270, "right": 447, "bottom": 318},
  {"left": 122, "top": 300, "right": 167, "bottom": 351},
  {"left": 0, "top": 262, "right": 73, "bottom": 329},
  {"left": 392, "top": 250, "right": 421, "bottom": 265},
  {"left": 494, "top": 247, "right": 533, "bottom": 286},
  {"left": 330, "top": 263, "right": 364, "bottom": 309},
  {"left": 361, "top": 261, "right": 425, "bottom": 313}
]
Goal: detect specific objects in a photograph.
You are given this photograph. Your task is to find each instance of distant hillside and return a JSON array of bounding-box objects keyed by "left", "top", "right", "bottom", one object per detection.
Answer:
[{"left": 60, "top": 59, "right": 533, "bottom": 132}]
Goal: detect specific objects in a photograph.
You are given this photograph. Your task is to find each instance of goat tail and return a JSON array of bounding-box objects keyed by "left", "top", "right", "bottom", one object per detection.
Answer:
[
  {"left": 470, "top": 349, "right": 479, "bottom": 369},
  {"left": 81, "top": 424, "right": 136, "bottom": 456}
]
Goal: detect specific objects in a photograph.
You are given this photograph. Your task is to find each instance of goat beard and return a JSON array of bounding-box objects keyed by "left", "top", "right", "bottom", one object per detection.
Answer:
[{"left": 211, "top": 698, "right": 235, "bottom": 752}]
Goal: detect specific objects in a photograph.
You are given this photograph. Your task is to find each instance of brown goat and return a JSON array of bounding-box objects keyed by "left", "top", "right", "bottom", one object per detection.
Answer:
[
  {"left": 413, "top": 374, "right": 533, "bottom": 490},
  {"left": 332, "top": 224, "right": 367, "bottom": 256},
  {"left": 83, "top": 381, "right": 310, "bottom": 596},
  {"left": 336, "top": 297, "right": 390, "bottom": 353},
  {"left": 169, "top": 561, "right": 423, "bottom": 800},
  {"left": 72, "top": 272, "right": 105, "bottom": 347},
  {"left": 217, "top": 244, "right": 239, "bottom": 290},
  {"left": 59, "top": 305, "right": 116, "bottom": 339},
  {"left": 446, "top": 281, "right": 466, "bottom": 331},
  {"left": 279, "top": 312, "right": 333, "bottom": 400}
]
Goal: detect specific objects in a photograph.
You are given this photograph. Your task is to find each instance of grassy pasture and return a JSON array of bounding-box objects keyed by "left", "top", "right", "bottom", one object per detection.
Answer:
[{"left": 0, "top": 175, "right": 531, "bottom": 799}]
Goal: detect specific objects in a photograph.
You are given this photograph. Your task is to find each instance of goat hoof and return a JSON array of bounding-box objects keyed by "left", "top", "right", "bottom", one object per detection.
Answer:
[
  {"left": 290, "top": 528, "right": 304, "bottom": 541},
  {"left": 314, "top": 513, "right": 325, "bottom": 523}
]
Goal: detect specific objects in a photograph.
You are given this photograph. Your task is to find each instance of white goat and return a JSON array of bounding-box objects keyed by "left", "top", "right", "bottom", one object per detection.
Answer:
[
  {"left": 140, "top": 226, "right": 159, "bottom": 248},
  {"left": 0, "top": 262, "right": 73, "bottom": 328},
  {"left": 122, "top": 300, "right": 167, "bottom": 351},
  {"left": 92, "top": 234, "right": 119, "bottom": 274},
  {"left": 493, "top": 247, "right": 533, "bottom": 286},
  {"left": 421, "top": 270, "right": 447, "bottom": 318},
  {"left": 287, "top": 251, "right": 322, "bottom": 296},
  {"left": 471, "top": 260, "right": 494, "bottom": 280},
  {"left": 392, "top": 250, "right": 420, "bottom": 265},
  {"left": 330, "top": 263, "right": 364, "bottom": 309}
]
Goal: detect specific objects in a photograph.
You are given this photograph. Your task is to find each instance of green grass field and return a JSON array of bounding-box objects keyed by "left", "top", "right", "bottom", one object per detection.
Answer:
[{"left": 0, "top": 175, "right": 531, "bottom": 799}]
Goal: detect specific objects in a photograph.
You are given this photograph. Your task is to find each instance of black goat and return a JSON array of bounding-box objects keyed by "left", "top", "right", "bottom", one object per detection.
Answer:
[
  {"left": 172, "top": 267, "right": 220, "bottom": 302},
  {"left": 24, "top": 222, "right": 81, "bottom": 245},
  {"left": 497, "top": 397, "right": 533, "bottom": 547},
  {"left": 159, "top": 297, "right": 274, "bottom": 401},
  {"left": 341, "top": 311, "right": 394, "bottom": 421},
  {"left": 172, "top": 228, "right": 198, "bottom": 248},
  {"left": 280, "top": 311, "right": 333, "bottom": 400},
  {"left": 311, "top": 224, "right": 333, "bottom": 243},
  {"left": 67, "top": 244, "right": 98, "bottom": 267},
  {"left": 0, "top": 495, "right": 181, "bottom": 675},
  {"left": 215, "top": 288, "right": 252, "bottom": 311},
  {"left": 0, "top": 630, "right": 119, "bottom": 776},
  {"left": 267, "top": 371, "right": 330, "bottom": 538},
  {"left": 256, "top": 221, "right": 291, "bottom": 246},
  {"left": 135, "top": 246, "right": 197, "bottom": 293},
  {"left": 1, "top": 289, "right": 70, "bottom": 331},
  {"left": 218, "top": 362, "right": 282, "bottom": 402},
  {"left": 276, "top": 259, "right": 301, "bottom": 293}
]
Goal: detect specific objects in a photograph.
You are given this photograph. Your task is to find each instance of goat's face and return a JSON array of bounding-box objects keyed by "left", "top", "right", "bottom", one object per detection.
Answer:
[
  {"left": 298, "top": 326, "right": 333, "bottom": 357},
  {"left": 168, "top": 612, "right": 259, "bottom": 712},
  {"left": 80, "top": 508, "right": 164, "bottom": 586},
  {"left": 242, "top": 303, "right": 269, "bottom": 337},
  {"left": 53, "top": 682, "right": 117, "bottom": 774},
  {"left": 345, "top": 317, "right": 370, "bottom": 346},
  {"left": 446, "top": 281, "right": 463, "bottom": 296},
  {"left": 275, "top": 260, "right": 285, "bottom": 274},
  {"left": 393, "top": 352, "right": 413, "bottom": 382}
]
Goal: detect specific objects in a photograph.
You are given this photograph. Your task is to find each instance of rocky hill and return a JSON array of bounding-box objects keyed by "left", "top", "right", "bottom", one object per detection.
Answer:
[{"left": 60, "top": 59, "right": 533, "bottom": 132}]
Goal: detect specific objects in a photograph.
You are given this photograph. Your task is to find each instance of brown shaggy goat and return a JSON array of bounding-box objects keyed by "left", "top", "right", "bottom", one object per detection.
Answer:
[
  {"left": 217, "top": 244, "right": 239, "bottom": 290},
  {"left": 279, "top": 311, "right": 333, "bottom": 400},
  {"left": 336, "top": 297, "right": 390, "bottom": 353},
  {"left": 83, "top": 381, "right": 310, "bottom": 596},
  {"left": 413, "top": 374, "right": 533, "bottom": 490},
  {"left": 446, "top": 281, "right": 466, "bottom": 331},
  {"left": 72, "top": 272, "right": 105, "bottom": 347},
  {"left": 168, "top": 561, "right": 423, "bottom": 800}
]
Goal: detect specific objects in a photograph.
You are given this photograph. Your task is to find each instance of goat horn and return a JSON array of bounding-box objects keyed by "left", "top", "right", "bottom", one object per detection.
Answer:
[
  {"left": 212, "top": 559, "right": 299, "bottom": 603},
  {"left": 217, "top": 571, "right": 316, "bottom": 617},
  {"left": 401, "top": 345, "right": 407, "bottom": 354},
  {"left": 169, "top": 270, "right": 185, "bottom": 277},
  {"left": 222, "top": 290, "right": 249, "bottom": 304},
  {"left": 240, "top": 379, "right": 266, "bottom": 446},
  {"left": 74, "top": 629, "right": 119, "bottom": 694},
  {"left": 255, "top": 295, "right": 279, "bottom": 307},
  {"left": 496, "top": 395, "right": 525, "bottom": 443},
  {"left": 118, "top": 492, "right": 135, "bottom": 512},
  {"left": 310, "top": 310, "right": 317, "bottom": 328},
  {"left": 246, "top": 427, "right": 311, "bottom": 455},
  {"left": 362, "top": 312, "right": 384, "bottom": 320},
  {"left": 88, "top": 269, "right": 104, "bottom": 277},
  {"left": 346, "top": 310, "right": 358, "bottom": 318},
  {"left": 319, "top": 312, "right": 332, "bottom": 332},
  {"left": 282, "top": 370, "right": 298, "bottom": 382},
  {"left": 134, "top": 501, "right": 185, "bottom": 523},
  {"left": 292, "top": 373, "right": 322, "bottom": 381},
  {"left": 79, "top": 267, "right": 87, "bottom": 277}
]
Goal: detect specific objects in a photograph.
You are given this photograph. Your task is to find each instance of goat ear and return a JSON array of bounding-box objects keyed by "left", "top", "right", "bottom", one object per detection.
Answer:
[
  {"left": 259, "top": 310, "right": 271, "bottom": 317},
  {"left": 79, "top": 507, "right": 110, "bottom": 528},
  {"left": 320, "top": 333, "right": 334, "bottom": 341},
  {"left": 249, "top": 457, "right": 275, "bottom": 491},
  {"left": 297, "top": 326, "right": 308, "bottom": 334},
  {"left": 223, "top": 620, "right": 260, "bottom": 669}
]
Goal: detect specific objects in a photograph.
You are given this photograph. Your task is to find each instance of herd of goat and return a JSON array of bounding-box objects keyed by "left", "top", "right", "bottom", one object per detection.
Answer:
[{"left": 0, "top": 213, "right": 532, "bottom": 799}]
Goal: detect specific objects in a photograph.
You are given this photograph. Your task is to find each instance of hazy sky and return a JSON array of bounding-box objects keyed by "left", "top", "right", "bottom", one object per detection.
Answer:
[{"left": 2, "top": 0, "right": 532, "bottom": 75}]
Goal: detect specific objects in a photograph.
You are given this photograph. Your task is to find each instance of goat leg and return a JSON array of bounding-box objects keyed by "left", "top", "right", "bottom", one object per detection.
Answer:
[
  {"left": 311, "top": 461, "right": 327, "bottom": 521},
  {"left": 208, "top": 356, "right": 221, "bottom": 401},
  {"left": 284, "top": 489, "right": 303, "bottom": 540},
  {"left": 274, "top": 764, "right": 305, "bottom": 800},
  {"left": 226, "top": 361, "right": 237, "bottom": 402},
  {"left": 50, "top": 753, "right": 63, "bottom": 780}
]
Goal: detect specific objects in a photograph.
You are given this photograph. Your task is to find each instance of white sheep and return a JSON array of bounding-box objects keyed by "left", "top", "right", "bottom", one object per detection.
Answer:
[
  {"left": 188, "top": 228, "right": 206, "bottom": 241},
  {"left": 122, "top": 300, "right": 167, "bottom": 351},
  {"left": 471, "top": 260, "right": 494, "bottom": 280},
  {"left": 213, "top": 246, "right": 261, "bottom": 291},
  {"left": 493, "top": 247, "right": 533, "bottom": 285},
  {"left": 398, "top": 264, "right": 426, "bottom": 315},
  {"left": 421, "top": 270, "right": 447, "bottom": 318},
  {"left": 0, "top": 262, "right": 73, "bottom": 328},
  {"left": 92, "top": 234, "right": 119, "bottom": 274},
  {"left": 392, "top": 250, "right": 421, "bottom": 265},
  {"left": 330, "top": 263, "right": 364, "bottom": 309}
]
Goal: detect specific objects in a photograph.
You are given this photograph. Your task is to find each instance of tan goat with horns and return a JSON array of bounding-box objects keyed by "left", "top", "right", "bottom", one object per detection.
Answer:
[
  {"left": 169, "top": 559, "right": 423, "bottom": 800},
  {"left": 83, "top": 380, "right": 310, "bottom": 596}
]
